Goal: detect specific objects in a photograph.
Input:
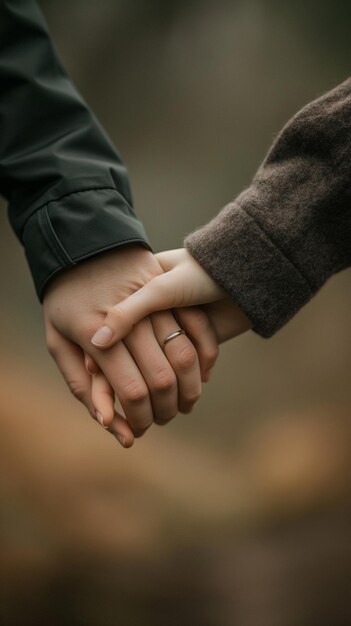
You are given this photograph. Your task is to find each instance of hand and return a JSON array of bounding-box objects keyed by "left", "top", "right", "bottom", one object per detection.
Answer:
[
  {"left": 43, "top": 246, "right": 219, "bottom": 446},
  {"left": 89, "top": 248, "right": 252, "bottom": 350}
]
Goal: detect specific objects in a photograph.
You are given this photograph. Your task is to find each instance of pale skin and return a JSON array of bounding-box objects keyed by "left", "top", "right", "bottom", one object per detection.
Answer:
[
  {"left": 43, "top": 245, "right": 223, "bottom": 448},
  {"left": 87, "top": 248, "right": 252, "bottom": 432}
]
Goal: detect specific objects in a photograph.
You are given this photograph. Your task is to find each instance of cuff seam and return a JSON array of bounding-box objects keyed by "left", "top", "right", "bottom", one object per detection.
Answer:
[
  {"left": 38, "top": 237, "right": 151, "bottom": 301},
  {"left": 240, "top": 204, "right": 314, "bottom": 293},
  {"left": 22, "top": 185, "right": 132, "bottom": 235},
  {"left": 38, "top": 206, "right": 74, "bottom": 268}
]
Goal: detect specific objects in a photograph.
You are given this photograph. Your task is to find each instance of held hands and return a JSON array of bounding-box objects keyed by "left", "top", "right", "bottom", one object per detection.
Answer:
[
  {"left": 43, "top": 246, "right": 222, "bottom": 448},
  {"left": 91, "top": 248, "right": 251, "bottom": 348},
  {"left": 87, "top": 249, "right": 252, "bottom": 439}
]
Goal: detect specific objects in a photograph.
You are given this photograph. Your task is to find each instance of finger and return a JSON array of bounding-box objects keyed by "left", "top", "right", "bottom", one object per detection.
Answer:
[
  {"left": 90, "top": 249, "right": 225, "bottom": 350},
  {"left": 123, "top": 317, "right": 178, "bottom": 425},
  {"left": 151, "top": 312, "right": 202, "bottom": 414},
  {"left": 85, "top": 353, "right": 135, "bottom": 446},
  {"left": 47, "top": 327, "right": 134, "bottom": 445},
  {"left": 90, "top": 369, "right": 115, "bottom": 429},
  {"left": 203, "top": 298, "right": 252, "bottom": 343},
  {"left": 175, "top": 307, "right": 219, "bottom": 382},
  {"left": 91, "top": 271, "right": 179, "bottom": 348},
  {"left": 85, "top": 353, "right": 100, "bottom": 375},
  {"left": 46, "top": 327, "right": 95, "bottom": 418},
  {"left": 154, "top": 248, "right": 184, "bottom": 271},
  {"left": 90, "top": 369, "right": 135, "bottom": 446},
  {"left": 108, "top": 411, "right": 135, "bottom": 448},
  {"left": 92, "top": 341, "right": 154, "bottom": 438}
]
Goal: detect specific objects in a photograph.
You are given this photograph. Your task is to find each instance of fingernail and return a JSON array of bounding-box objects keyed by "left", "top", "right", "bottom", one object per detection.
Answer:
[
  {"left": 96, "top": 411, "right": 108, "bottom": 429},
  {"left": 91, "top": 326, "right": 113, "bottom": 346},
  {"left": 116, "top": 433, "right": 126, "bottom": 447}
]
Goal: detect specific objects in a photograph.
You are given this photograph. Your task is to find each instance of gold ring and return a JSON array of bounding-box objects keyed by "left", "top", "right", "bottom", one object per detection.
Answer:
[{"left": 163, "top": 329, "right": 185, "bottom": 347}]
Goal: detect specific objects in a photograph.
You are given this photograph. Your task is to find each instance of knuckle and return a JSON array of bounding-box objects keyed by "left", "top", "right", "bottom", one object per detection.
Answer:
[
  {"left": 154, "top": 407, "right": 178, "bottom": 426},
  {"left": 154, "top": 411, "right": 177, "bottom": 426},
  {"left": 180, "top": 393, "right": 201, "bottom": 413},
  {"left": 81, "top": 320, "right": 100, "bottom": 343},
  {"left": 154, "top": 404, "right": 178, "bottom": 424},
  {"left": 45, "top": 329, "right": 58, "bottom": 358},
  {"left": 151, "top": 368, "right": 177, "bottom": 394},
  {"left": 133, "top": 422, "right": 152, "bottom": 438},
  {"left": 174, "top": 344, "right": 197, "bottom": 371},
  {"left": 46, "top": 339, "right": 58, "bottom": 359},
  {"left": 123, "top": 380, "right": 149, "bottom": 404},
  {"left": 203, "top": 345, "right": 219, "bottom": 367},
  {"left": 106, "top": 305, "right": 126, "bottom": 325},
  {"left": 186, "top": 390, "right": 201, "bottom": 405},
  {"left": 67, "top": 380, "right": 88, "bottom": 403},
  {"left": 187, "top": 307, "right": 209, "bottom": 330},
  {"left": 180, "top": 307, "right": 211, "bottom": 336},
  {"left": 181, "top": 405, "right": 195, "bottom": 415}
]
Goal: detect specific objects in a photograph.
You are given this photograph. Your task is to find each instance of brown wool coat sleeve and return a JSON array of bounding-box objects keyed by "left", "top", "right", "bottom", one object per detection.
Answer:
[{"left": 184, "top": 78, "right": 351, "bottom": 338}]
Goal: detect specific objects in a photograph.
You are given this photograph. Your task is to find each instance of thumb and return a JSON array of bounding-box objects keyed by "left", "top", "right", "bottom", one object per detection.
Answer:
[{"left": 91, "top": 271, "right": 179, "bottom": 349}]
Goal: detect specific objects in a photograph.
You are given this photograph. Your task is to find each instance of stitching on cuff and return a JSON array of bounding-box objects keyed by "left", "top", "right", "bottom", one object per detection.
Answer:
[
  {"left": 73, "top": 238, "right": 152, "bottom": 263},
  {"left": 239, "top": 205, "right": 314, "bottom": 293},
  {"left": 38, "top": 206, "right": 74, "bottom": 268},
  {"left": 44, "top": 186, "right": 133, "bottom": 212},
  {"left": 22, "top": 186, "right": 133, "bottom": 235},
  {"left": 38, "top": 237, "right": 151, "bottom": 300}
]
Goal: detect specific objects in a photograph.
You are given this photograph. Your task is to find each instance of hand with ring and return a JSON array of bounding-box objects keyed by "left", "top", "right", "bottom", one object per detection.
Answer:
[
  {"left": 44, "top": 246, "right": 221, "bottom": 448},
  {"left": 85, "top": 307, "right": 221, "bottom": 445},
  {"left": 87, "top": 249, "right": 252, "bottom": 444},
  {"left": 90, "top": 248, "right": 252, "bottom": 350}
]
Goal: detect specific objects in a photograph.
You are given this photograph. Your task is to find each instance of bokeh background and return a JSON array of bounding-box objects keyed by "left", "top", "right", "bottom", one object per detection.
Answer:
[{"left": 1, "top": 1, "right": 351, "bottom": 625}]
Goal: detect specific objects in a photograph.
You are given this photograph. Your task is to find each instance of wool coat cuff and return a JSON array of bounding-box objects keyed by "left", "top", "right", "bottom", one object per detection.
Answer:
[
  {"left": 185, "top": 202, "right": 312, "bottom": 337},
  {"left": 186, "top": 77, "right": 351, "bottom": 337}
]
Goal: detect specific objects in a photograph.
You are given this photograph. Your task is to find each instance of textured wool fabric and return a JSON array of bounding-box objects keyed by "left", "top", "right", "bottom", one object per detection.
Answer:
[{"left": 185, "top": 78, "right": 351, "bottom": 337}]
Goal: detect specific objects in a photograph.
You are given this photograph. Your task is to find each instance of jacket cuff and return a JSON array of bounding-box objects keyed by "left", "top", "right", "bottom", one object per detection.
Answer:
[
  {"left": 185, "top": 202, "right": 312, "bottom": 338},
  {"left": 22, "top": 177, "right": 151, "bottom": 300},
  {"left": 185, "top": 78, "right": 351, "bottom": 337}
]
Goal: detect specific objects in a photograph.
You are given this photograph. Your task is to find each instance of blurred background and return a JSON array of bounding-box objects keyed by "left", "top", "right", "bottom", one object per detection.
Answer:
[{"left": 1, "top": 1, "right": 351, "bottom": 624}]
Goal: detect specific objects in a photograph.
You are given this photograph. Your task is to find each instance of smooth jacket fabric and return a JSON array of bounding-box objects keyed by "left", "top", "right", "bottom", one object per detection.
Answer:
[
  {"left": 185, "top": 78, "right": 351, "bottom": 337},
  {"left": 0, "top": 0, "right": 150, "bottom": 300}
]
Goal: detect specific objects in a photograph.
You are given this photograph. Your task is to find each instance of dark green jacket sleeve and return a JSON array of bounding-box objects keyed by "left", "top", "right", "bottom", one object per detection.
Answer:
[
  {"left": 185, "top": 78, "right": 351, "bottom": 337},
  {"left": 0, "top": 0, "right": 151, "bottom": 299}
]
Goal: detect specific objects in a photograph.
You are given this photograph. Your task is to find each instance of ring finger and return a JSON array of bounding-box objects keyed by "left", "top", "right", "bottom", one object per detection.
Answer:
[
  {"left": 123, "top": 317, "right": 178, "bottom": 425},
  {"left": 151, "top": 311, "right": 202, "bottom": 414}
]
